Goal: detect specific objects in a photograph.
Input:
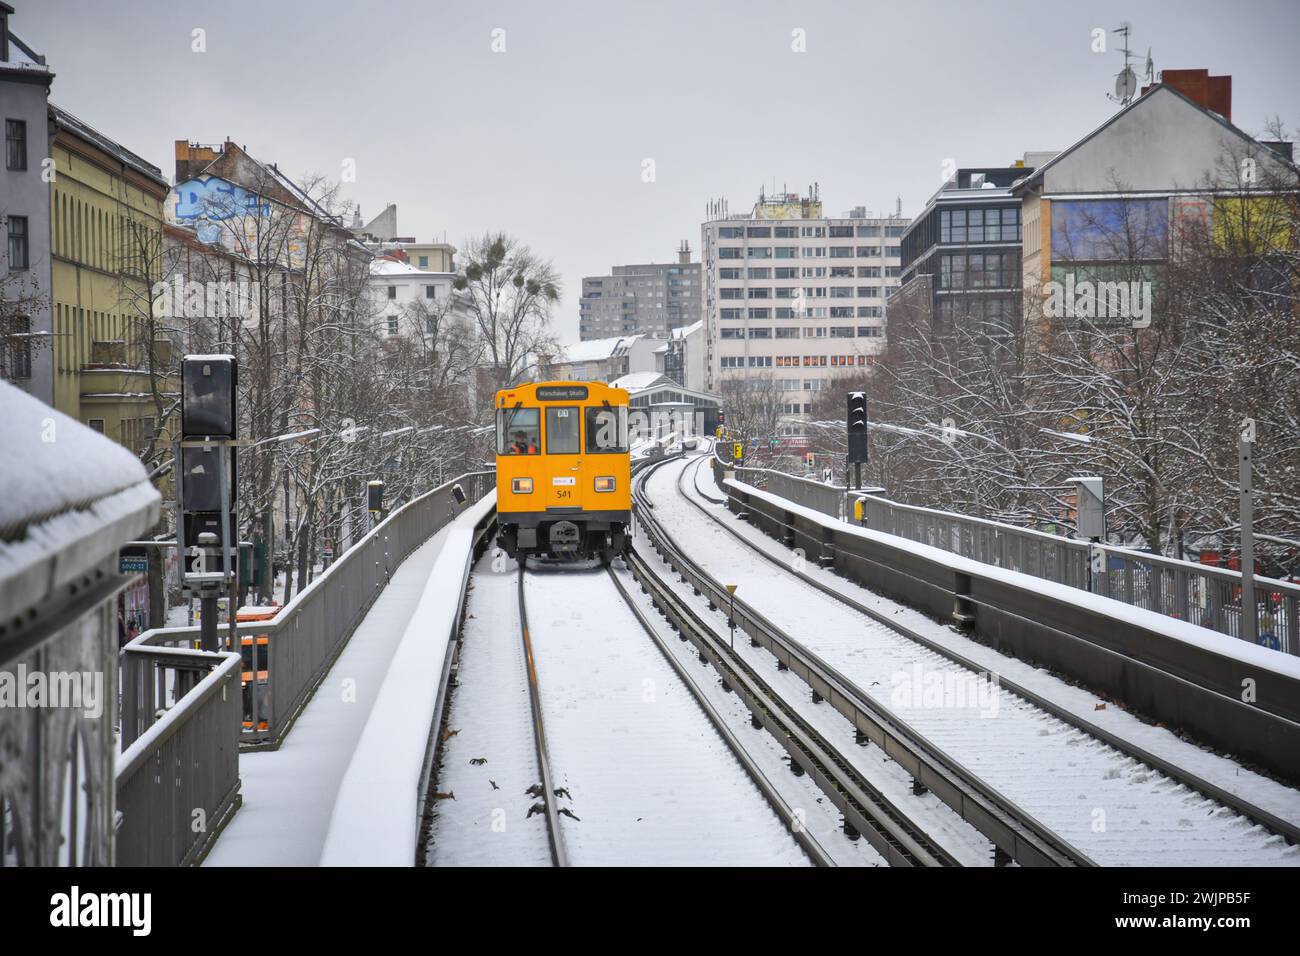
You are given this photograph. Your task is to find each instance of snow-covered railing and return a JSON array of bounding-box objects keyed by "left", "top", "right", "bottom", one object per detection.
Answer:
[
  {"left": 115, "top": 470, "right": 494, "bottom": 865},
  {"left": 116, "top": 644, "right": 241, "bottom": 866},
  {"left": 852, "top": 492, "right": 1299, "bottom": 655},
  {"left": 732, "top": 465, "right": 858, "bottom": 522},
  {"left": 125, "top": 471, "right": 496, "bottom": 748}
]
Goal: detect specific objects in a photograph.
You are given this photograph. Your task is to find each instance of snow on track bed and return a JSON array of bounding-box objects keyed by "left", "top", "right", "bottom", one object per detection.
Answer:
[
  {"left": 610, "top": 563, "right": 885, "bottom": 866},
  {"left": 424, "top": 552, "right": 550, "bottom": 866},
  {"left": 647, "top": 455, "right": 1300, "bottom": 866},
  {"left": 523, "top": 562, "right": 810, "bottom": 866}
]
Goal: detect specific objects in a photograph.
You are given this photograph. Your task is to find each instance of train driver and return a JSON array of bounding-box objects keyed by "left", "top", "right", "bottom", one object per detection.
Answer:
[{"left": 510, "top": 430, "right": 539, "bottom": 455}]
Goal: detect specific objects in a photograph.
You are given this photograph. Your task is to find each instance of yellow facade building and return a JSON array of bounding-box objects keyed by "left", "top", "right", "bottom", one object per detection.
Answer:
[{"left": 49, "top": 104, "right": 174, "bottom": 454}]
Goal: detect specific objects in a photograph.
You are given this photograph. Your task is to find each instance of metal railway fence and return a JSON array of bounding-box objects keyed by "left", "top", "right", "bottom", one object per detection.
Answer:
[
  {"left": 724, "top": 462, "right": 1298, "bottom": 655},
  {"left": 116, "top": 471, "right": 494, "bottom": 866}
]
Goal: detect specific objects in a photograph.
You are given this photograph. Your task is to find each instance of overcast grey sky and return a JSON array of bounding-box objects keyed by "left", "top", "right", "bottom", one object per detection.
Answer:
[{"left": 22, "top": 0, "right": 1300, "bottom": 344}]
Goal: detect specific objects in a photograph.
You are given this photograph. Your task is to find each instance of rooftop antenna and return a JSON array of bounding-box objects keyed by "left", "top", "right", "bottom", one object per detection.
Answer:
[
  {"left": 1107, "top": 22, "right": 1138, "bottom": 106},
  {"left": 1144, "top": 46, "right": 1155, "bottom": 84}
]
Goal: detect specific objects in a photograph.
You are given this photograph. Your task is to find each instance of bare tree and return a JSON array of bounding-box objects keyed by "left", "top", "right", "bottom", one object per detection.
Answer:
[{"left": 452, "top": 233, "right": 560, "bottom": 388}]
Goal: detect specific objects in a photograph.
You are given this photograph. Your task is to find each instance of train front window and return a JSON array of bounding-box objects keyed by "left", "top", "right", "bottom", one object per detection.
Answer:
[
  {"left": 585, "top": 406, "right": 628, "bottom": 454},
  {"left": 546, "top": 406, "right": 581, "bottom": 454},
  {"left": 498, "top": 406, "right": 540, "bottom": 455}
]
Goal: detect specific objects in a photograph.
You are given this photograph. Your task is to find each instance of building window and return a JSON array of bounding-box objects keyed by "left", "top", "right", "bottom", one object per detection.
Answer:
[
  {"left": 747, "top": 226, "right": 771, "bottom": 238},
  {"left": 8, "top": 315, "right": 30, "bottom": 378},
  {"left": 828, "top": 225, "right": 854, "bottom": 238},
  {"left": 720, "top": 267, "right": 741, "bottom": 279},
  {"left": 748, "top": 308, "right": 770, "bottom": 319},
  {"left": 387, "top": 316, "right": 399, "bottom": 335},
  {"left": 7, "top": 215, "right": 28, "bottom": 269},
  {"left": 718, "top": 227, "right": 744, "bottom": 239},
  {"left": 387, "top": 285, "right": 397, "bottom": 300},
  {"left": 747, "top": 247, "right": 772, "bottom": 259},
  {"left": 425, "top": 285, "right": 437, "bottom": 299},
  {"left": 418, "top": 255, "right": 429, "bottom": 268},
  {"left": 6, "top": 119, "right": 26, "bottom": 171},
  {"left": 87, "top": 419, "right": 105, "bottom": 433},
  {"left": 718, "top": 246, "right": 742, "bottom": 259}
]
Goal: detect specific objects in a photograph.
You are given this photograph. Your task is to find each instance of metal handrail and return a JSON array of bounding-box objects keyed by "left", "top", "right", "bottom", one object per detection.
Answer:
[
  {"left": 115, "top": 470, "right": 495, "bottom": 867},
  {"left": 741, "top": 468, "right": 1297, "bottom": 655}
]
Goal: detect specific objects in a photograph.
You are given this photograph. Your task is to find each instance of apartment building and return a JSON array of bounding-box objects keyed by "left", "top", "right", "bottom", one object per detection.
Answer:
[
  {"left": 50, "top": 104, "right": 173, "bottom": 451},
  {"left": 701, "top": 189, "right": 908, "bottom": 415},
  {"left": 0, "top": 2, "right": 54, "bottom": 401},
  {"left": 578, "top": 241, "right": 701, "bottom": 340}
]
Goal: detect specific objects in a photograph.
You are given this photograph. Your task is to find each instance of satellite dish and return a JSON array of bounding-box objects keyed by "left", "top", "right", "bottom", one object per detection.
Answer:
[{"left": 1115, "top": 66, "right": 1137, "bottom": 103}]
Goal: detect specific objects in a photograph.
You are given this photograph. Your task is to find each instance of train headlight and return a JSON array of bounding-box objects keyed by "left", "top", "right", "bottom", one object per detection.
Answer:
[
  {"left": 511, "top": 478, "right": 534, "bottom": 494},
  {"left": 594, "top": 476, "right": 616, "bottom": 492}
]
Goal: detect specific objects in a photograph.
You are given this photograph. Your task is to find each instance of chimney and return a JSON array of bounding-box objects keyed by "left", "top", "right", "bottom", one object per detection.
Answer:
[
  {"left": 174, "top": 140, "right": 222, "bottom": 183},
  {"left": 677, "top": 240, "right": 691, "bottom": 264},
  {"left": 1145, "top": 69, "right": 1232, "bottom": 122}
]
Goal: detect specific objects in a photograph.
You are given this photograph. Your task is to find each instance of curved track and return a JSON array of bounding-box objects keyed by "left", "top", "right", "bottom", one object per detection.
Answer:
[{"left": 652, "top": 452, "right": 1299, "bottom": 865}]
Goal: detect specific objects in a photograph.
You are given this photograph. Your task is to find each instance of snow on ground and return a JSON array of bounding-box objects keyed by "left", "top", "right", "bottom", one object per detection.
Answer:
[
  {"left": 424, "top": 552, "right": 551, "bottom": 866},
  {"left": 523, "top": 562, "right": 810, "bottom": 866},
  {"left": 204, "top": 500, "right": 490, "bottom": 866},
  {"left": 648, "top": 454, "right": 1300, "bottom": 866}
]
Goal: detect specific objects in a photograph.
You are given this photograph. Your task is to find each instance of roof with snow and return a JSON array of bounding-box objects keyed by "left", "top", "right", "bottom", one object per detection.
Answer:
[
  {"left": 670, "top": 320, "right": 704, "bottom": 339},
  {"left": 0, "top": 381, "right": 161, "bottom": 638},
  {"left": 608, "top": 371, "right": 666, "bottom": 392},
  {"left": 370, "top": 258, "right": 435, "bottom": 277},
  {"left": 557, "top": 334, "right": 644, "bottom": 363}
]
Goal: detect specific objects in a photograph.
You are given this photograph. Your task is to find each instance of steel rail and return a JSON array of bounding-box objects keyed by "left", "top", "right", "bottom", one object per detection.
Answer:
[
  {"left": 687, "top": 455, "right": 1300, "bottom": 848},
  {"left": 617, "top": 548, "right": 956, "bottom": 866},
  {"left": 635, "top": 454, "right": 1094, "bottom": 867},
  {"left": 605, "top": 565, "right": 839, "bottom": 867},
  {"left": 516, "top": 566, "right": 569, "bottom": 867}
]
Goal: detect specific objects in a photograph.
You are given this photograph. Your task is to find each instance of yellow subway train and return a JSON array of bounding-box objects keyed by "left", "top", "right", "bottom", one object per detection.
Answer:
[{"left": 494, "top": 381, "right": 631, "bottom": 564}]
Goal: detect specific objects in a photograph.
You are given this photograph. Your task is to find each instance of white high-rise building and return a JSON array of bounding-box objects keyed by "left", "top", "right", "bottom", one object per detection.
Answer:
[{"left": 701, "top": 189, "right": 909, "bottom": 416}]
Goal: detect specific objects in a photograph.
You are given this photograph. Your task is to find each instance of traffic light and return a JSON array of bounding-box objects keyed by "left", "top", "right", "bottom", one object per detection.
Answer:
[
  {"left": 805, "top": 451, "right": 815, "bottom": 467},
  {"left": 368, "top": 480, "right": 386, "bottom": 514},
  {"left": 847, "top": 391, "right": 869, "bottom": 464},
  {"left": 718, "top": 410, "right": 726, "bottom": 426}
]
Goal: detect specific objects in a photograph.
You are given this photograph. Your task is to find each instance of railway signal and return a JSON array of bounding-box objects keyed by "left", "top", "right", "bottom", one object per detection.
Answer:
[
  {"left": 847, "top": 391, "right": 869, "bottom": 489},
  {"left": 733, "top": 441, "right": 743, "bottom": 462},
  {"left": 177, "top": 354, "right": 239, "bottom": 652}
]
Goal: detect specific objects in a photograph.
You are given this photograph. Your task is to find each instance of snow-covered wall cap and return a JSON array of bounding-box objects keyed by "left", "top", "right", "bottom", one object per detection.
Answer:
[
  {"left": 183, "top": 353, "right": 236, "bottom": 363},
  {"left": 0, "top": 380, "right": 155, "bottom": 539}
]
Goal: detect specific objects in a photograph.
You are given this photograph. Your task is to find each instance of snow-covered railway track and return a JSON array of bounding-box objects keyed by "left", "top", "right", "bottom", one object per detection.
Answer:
[
  {"left": 648, "top": 454, "right": 1299, "bottom": 865},
  {"left": 516, "top": 560, "right": 812, "bottom": 866},
  {"left": 618, "top": 547, "right": 960, "bottom": 865},
  {"left": 515, "top": 566, "right": 570, "bottom": 867},
  {"left": 634, "top": 456, "right": 1090, "bottom": 866}
]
